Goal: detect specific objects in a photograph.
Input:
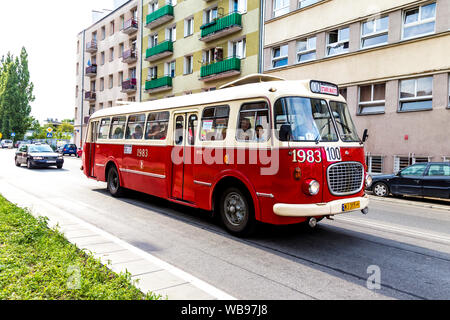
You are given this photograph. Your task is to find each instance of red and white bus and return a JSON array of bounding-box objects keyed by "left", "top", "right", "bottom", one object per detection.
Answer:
[{"left": 82, "top": 74, "right": 371, "bottom": 235}]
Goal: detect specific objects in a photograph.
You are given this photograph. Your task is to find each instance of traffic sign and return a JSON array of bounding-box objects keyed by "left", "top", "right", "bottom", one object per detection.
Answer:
[
  {"left": 47, "top": 132, "right": 53, "bottom": 138},
  {"left": 0, "top": 133, "right": 2, "bottom": 139},
  {"left": 11, "top": 132, "right": 15, "bottom": 137},
  {"left": 47, "top": 127, "right": 53, "bottom": 133}
]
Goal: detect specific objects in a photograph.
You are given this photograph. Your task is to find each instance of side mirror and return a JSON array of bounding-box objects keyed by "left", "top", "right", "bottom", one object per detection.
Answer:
[
  {"left": 362, "top": 129, "right": 369, "bottom": 143},
  {"left": 396, "top": 171, "right": 402, "bottom": 176}
]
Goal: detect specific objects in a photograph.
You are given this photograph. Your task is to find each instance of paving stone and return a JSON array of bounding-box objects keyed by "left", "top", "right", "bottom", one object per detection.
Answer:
[
  {"left": 132, "top": 270, "right": 187, "bottom": 292},
  {"left": 70, "top": 235, "right": 111, "bottom": 247},
  {"left": 64, "top": 228, "right": 98, "bottom": 238},
  {"left": 153, "top": 283, "right": 217, "bottom": 300},
  {"left": 98, "top": 250, "right": 144, "bottom": 265},
  {"left": 81, "top": 242, "right": 127, "bottom": 254},
  {"left": 110, "top": 259, "right": 162, "bottom": 276}
]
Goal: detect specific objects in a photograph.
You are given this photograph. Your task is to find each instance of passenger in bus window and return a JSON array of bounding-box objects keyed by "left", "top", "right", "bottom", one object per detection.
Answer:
[
  {"left": 146, "top": 123, "right": 162, "bottom": 140},
  {"left": 255, "top": 125, "right": 265, "bottom": 142},
  {"left": 237, "top": 118, "right": 254, "bottom": 141},
  {"left": 132, "top": 125, "right": 143, "bottom": 139},
  {"left": 112, "top": 127, "right": 123, "bottom": 139}
]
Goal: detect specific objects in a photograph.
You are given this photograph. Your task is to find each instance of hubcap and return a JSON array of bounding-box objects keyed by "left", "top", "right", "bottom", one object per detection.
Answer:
[
  {"left": 224, "top": 192, "right": 247, "bottom": 226},
  {"left": 110, "top": 170, "right": 118, "bottom": 191},
  {"left": 374, "top": 184, "right": 386, "bottom": 196}
]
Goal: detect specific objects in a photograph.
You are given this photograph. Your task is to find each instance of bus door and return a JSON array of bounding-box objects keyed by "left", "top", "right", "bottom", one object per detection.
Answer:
[
  {"left": 171, "top": 112, "right": 198, "bottom": 203},
  {"left": 87, "top": 120, "right": 98, "bottom": 178}
]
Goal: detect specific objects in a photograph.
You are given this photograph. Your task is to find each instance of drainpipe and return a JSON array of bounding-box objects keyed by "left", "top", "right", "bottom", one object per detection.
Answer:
[
  {"left": 80, "top": 30, "right": 86, "bottom": 147},
  {"left": 258, "top": 0, "right": 265, "bottom": 73},
  {"left": 139, "top": 0, "right": 144, "bottom": 102}
]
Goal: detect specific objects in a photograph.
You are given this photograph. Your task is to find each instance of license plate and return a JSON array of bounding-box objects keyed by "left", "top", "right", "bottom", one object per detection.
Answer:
[
  {"left": 47, "top": 160, "right": 56, "bottom": 163},
  {"left": 342, "top": 201, "right": 360, "bottom": 212}
]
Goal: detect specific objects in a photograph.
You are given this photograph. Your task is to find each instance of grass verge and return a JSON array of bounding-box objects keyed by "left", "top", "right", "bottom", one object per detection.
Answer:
[{"left": 0, "top": 194, "right": 161, "bottom": 300}]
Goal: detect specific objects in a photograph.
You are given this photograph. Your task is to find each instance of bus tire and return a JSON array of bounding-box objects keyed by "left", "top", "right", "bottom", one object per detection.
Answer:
[
  {"left": 107, "top": 165, "right": 124, "bottom": 198},
  {"left": 219, "top": 187, "right": 255, "bottom": 236}
]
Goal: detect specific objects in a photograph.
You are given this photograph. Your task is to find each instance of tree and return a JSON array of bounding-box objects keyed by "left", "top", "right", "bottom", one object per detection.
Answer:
[{"left": 0, "top": 47, "right": 34, "bottom": 141}]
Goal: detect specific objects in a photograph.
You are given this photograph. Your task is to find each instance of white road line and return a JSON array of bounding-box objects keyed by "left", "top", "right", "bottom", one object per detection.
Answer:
[
  {"left": 335, "top": 215, "right": 450, "bottom": 244},
  {"left": 0, "top": 183, "right": 236, "bottom": 300}
]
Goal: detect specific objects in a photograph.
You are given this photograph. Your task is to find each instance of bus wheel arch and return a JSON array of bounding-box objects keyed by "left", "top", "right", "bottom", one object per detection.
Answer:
[
  {"left": 212, "top": 176, "right": 258, "bottom": 236},
  {"left": 105, "top": 161, "right": 124, "bottom": 197}
]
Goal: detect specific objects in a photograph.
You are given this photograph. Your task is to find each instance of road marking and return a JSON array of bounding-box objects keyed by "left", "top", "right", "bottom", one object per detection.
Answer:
[
  {"left": 335, "top": 215, "right": 450, "bottom": 244},
  {"left": 0, "top": 184, "right": 235, "bottom": 300}
]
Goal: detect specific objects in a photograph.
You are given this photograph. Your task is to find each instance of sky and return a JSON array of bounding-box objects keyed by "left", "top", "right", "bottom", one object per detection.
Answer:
[{"left": 0, "top": 0, "right": 115, "bottom": 123}]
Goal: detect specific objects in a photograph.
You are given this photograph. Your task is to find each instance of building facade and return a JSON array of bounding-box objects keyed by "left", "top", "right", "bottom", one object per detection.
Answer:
[
  {"left": 263, "top": 0, "right": 450, "bottom": 173},
  {"left": 141, "top": 0, "right": 261, "bottom": 100},
  {"left": 75, "top": 0, "right": 142, "bottom": 147}
]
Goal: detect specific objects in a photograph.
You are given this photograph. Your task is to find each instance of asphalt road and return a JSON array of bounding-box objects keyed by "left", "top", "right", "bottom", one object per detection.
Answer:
[{"left": 1, "top": 148, "right": 449, "bottom": 300}]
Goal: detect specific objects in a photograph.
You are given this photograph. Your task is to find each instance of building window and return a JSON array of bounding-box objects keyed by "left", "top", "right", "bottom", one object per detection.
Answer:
[
  {"left": 108, "top": 101, "right": 113, "bottom": 108},
  {"left": 110, "top": 21, "right": 115, "bottom": 36},
  {"left": 339, "top": 88, "right": 347, "bottom": 100},
  {"left": 231, "top": 0, "right": 247, "bottom": 13},
  {"left": 101, "top": 26, "right": 106, "bottom": 40},
  {"left": 119, "top": 43, "right": 124, "bottom": 58},
  {"left": 366, "top": 155, "right": 384, "bottom": 174},
  {"left": 100, "top": 78, "right": 104, "bottom": 91},
  {"left": 231, "top": 38, "right": 246, "bottom": 59},
  {"left": 120, "top": 15, "right": 125, "bottom": 30},
  {"left": 184, "top": 55, "right": 193, "bottom": 75},
  {"left": 109, "top": 47, "right": 114, "bottom": 62},
  {"left": 77, "top": 41, "right": 80, "bottom": 53},
  {"left": 296, "top": 36, "right": 316, "bottom": 63},
  {"left": 298, "top": 0, "right": 321, "bottom": 9},
  {"left": 109, "top": 75, "right": 113, "bottom": 89},
  {"left": 90, "top": 80, "right": 96, "bottom": 92},
  {"left": 148, "top": 66, "right": 157, "bottom": 80},
  {"left": 149, "top": 1, "right": 158, "bottom": 13},
  {"left": 75, "top": 85, "right": 78, "bottom": 98},
  {"left": 149, "top": 34, "right": 158, "bottom": 48},
  {"left": 403, "top": 2, "right": 436, "bottom": 39},
  {"left": 361, "top": 16, "right": 389, "bottom": 48},
  {"left": 271, "top": 45, "right": 288, "bottom": 68},
  {"left": 399, "top": 77, "right": 433, "bottom": 112},
  {"left": 92, "top": 32, "right": 97, "bottom": 42},
  {"left": 327, "top": 27, "right": 349, "bottom": 56},
  {"left": 273, "top": 0, "right": 289, "bottom": 18},
  {"left": 166, "top": 25, "right": 176, "bottom": 42},
  {"left": 99, "top": 103, "right": 103, "bottom": 110},
  {"left": 184, "top": 17, "right": 194, "bottom": 37},
  {"left": 165, "top": 61, "right": 176, "bottom": 78},
  {"left": 205, "top": 7, "right": 218, "bottom": 24},
  {"left": 129, "top": 67, "right": 136, "bottom": 79},
  {"left": 76, "top": 63, "right": 79, "bottom": 75},
  {"left": 358, "top": 83, "right": 386, "bottom": 115},
  {"left": 119, "top": 71, "right": 123, "bottom": 85},
  {"left": 101, "top": 52, "right": 105, "bottom": 65}
]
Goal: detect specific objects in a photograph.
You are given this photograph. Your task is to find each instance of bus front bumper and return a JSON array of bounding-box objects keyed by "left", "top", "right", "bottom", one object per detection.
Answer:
[{"left": 273, "top": 196, "right": 369, "bottom": 217}]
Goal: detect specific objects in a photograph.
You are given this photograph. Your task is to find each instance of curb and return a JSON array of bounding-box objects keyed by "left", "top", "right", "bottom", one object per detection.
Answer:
[{"left": 367, "top": 194, "right": 450, "bottom": 212}]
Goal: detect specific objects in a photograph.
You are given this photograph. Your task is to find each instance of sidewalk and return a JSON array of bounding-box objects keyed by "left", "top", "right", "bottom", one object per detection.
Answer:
[
  {"left": 0, "top": 185, "right": 235, "bottom": 300},
  {"left": 368, "top": 194, "right": 450, "bottom": 212}
]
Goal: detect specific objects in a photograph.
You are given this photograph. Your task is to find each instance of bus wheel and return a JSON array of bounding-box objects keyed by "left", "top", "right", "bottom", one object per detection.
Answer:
[
  {"left": 220, "top": 187, "right": 255, "bottom": 236},
  {"left": 107, "top": 166, "right": 124, "bottom": 197}
]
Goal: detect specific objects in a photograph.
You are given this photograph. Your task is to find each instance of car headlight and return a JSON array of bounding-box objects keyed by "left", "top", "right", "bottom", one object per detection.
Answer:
[
  {"left": 308, "top": 180, "right": 320, "bottom": 196},
  {"left": 365, "top": 174, "right": 373, "bottom": 188}
]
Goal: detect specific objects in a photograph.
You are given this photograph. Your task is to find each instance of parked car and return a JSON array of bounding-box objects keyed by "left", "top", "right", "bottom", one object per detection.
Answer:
[
  {"left": 1, "top": 139, "right": 13, "bottom": 149},
  {"left": 59, "top": 144, "right": 78, "bottom": 156},
  {"left": 15, "top": 144, "right": 64, "bottom": 169},
  {"left": 367, "top": 162, "right": 450, "bottom": 199}
]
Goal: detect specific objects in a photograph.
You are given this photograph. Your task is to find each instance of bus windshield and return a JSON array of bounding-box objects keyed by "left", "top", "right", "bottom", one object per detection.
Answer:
[
  {"left": 329, "top": 101, "right": 360, "bottom": 142},
  {"left": 274, "top": 97, "right": 338, "bottom": 142}
]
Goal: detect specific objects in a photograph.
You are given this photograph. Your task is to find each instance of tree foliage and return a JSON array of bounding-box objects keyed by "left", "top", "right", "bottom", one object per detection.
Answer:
[{"left": 0, "top": 47, "right": 34, "bottom": 141}]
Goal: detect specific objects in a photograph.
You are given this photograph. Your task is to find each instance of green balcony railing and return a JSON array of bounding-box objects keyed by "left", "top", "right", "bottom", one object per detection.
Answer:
[
  {"left": 200, "top": 57, "right": 241, "bottom": 78},
  {"left": 200, "top": 12, "right": 242, "bottom": 38},
  {"left": 145, "top": 76, "right": 172, "bottom": 91},
  {"left": 146, "top": 41, "right": 173, "bottom": 59},
  {"left": 146, "top": 5, "right": 174, "bottom": 26}
]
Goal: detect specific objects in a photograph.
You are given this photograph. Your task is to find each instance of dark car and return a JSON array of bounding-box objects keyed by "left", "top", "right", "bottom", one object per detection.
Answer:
[
  {"left": 367, "top": 162, "right": 450, "bottom": 199},
  {"left": 15, "top": 144, "right": 64, "bottom": 169},
  {"left": 59, "top": 144, "right": 78, "bottom": 156}
]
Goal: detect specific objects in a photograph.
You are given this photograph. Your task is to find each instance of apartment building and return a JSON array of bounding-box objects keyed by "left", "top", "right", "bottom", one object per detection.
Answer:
[
  {"left": 141, "top": 0, "right": 261, "bottom": 100},
  {"left": 75, "top": 0, "right": 141, "bottom": 147},
  {"left": 263, "top": 0, "right": 450, "bottom": 173}
]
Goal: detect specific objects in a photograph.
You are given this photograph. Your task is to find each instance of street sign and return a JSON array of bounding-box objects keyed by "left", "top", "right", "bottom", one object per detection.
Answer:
[
  {"left": 47, "top": 132, "right": 53, "bottom": 138},
  {"left": 11, "top": 132, "right": 15, "bottom": 137},
  {"left": 47, "top": 127, "right": 53, "bottom": 133}
]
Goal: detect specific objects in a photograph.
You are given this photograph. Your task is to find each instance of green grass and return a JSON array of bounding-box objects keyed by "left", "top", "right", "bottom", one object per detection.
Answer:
[{"left": 0, "top": 195, "right": 162, "bottom": 300}]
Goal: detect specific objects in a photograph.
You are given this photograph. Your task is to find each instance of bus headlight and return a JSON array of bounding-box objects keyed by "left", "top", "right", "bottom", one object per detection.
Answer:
[
  {"left": 365, "top": 174, "right": 373, "bottom": 188},
  {"left": 307, "top": 180, "right": 320, "bottom": 196}
]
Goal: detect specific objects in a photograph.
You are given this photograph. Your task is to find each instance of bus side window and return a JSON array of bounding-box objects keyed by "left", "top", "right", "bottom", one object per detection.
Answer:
[
  {"left": 174, "top": 116, "right": 184, "bottom": 145},
  {"left": 88, "top": 121, "right": 99, "bottom": 143},
  {"left": 109, "top": 116, "right": 127, "bottom": 139},
  {"left": 188, "top": 114, "right": 198, "bottom": 145},
  {"left": 125, "top": 114, "right": 146, "bottom": 140},
  {"left": 200, "top": 105, "right": 229, "bottom": 141},
  {"left": 237, "top": 102, "right": 270, "bottom": 142},
  {"left": 98, "top": 118, "right": 111, "bottom": 140},
  {"left": 145, "top": 111, "right": 169, "bottom": 140}
]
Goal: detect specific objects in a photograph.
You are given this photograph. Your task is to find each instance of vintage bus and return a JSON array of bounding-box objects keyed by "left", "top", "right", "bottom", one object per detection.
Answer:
[{"left": 82, "top": 74, "right": 371, "bottom": 236}]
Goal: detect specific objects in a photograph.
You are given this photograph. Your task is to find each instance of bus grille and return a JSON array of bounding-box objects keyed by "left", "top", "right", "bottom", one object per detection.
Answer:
[{"left": 327, "top": 162, "right": 364, "bottom": 196}]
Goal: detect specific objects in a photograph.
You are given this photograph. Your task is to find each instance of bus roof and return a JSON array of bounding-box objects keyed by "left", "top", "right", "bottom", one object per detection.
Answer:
[{"left": 90, "top": 75, "right": 346, "bottom": 119}]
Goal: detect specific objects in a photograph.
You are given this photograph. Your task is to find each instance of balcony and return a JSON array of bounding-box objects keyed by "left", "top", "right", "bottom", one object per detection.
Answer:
[
  {"left": 122, "top": 18, "right": 138, "bottom": 34},
  {"left": 200, "top": 12, "right": 242, "bottom": 42},
  {"left": 85, "top": 91, "right": 96, "bottom": 101},
  {"left": 86, "top": 41, "right": 98, "bottom": 53},
  {"left": 145, "top": 5, "right": 174, "bottom": 29},
  {"left": 85, "top": 65, "right": 97, "bottom": 77},
  {"left": 145, "top": 41, "right": 173, "bottom": 62},
  {"left": 145, "top": 76, "right": 172, "bottom": 93},
  {"left": 121, "top": 78, "right": 137, "bottom": 93},
  {"left": 122, "top": 49, "right": 137, "bottom": 64},
  {"left": 200, "top": 57, "right": 241, "bottom": 82}
]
